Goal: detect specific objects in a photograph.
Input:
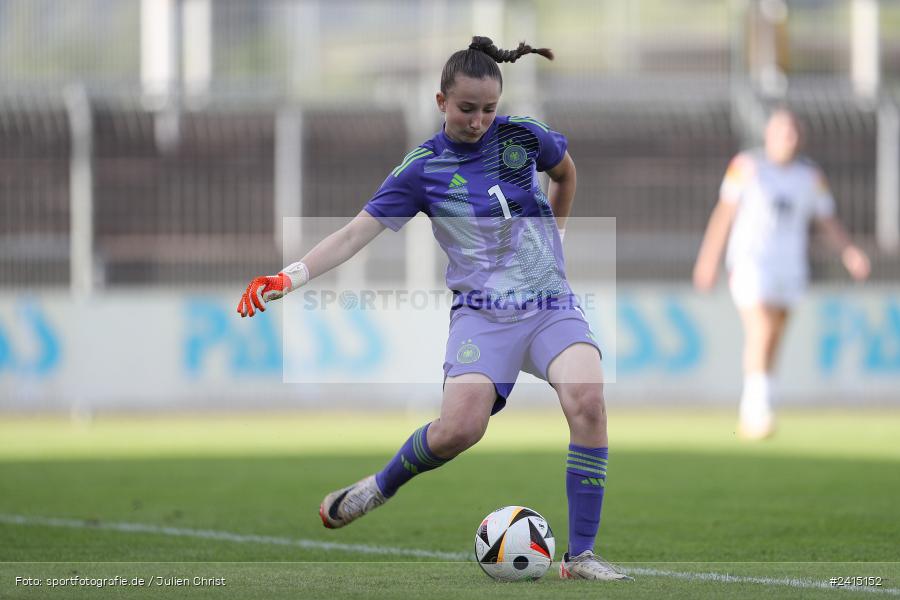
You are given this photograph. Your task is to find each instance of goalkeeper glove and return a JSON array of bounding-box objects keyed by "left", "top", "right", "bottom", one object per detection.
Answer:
[{"left": 237, "top": 261, "right": 309, "bottom": 318}]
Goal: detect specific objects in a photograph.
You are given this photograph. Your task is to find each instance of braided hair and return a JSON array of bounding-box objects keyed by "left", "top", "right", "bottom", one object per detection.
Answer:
[{"left": 440, "top": 36, "right": 554, "bottom": 94}]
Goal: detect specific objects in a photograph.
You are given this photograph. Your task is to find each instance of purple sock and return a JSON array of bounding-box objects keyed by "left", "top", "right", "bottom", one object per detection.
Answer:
[
  {"left": 375, "top": 422, "right": 449, "bottom": 498},
  {"left": 565, "top": 444, "right": 608, "bottom": 556}
]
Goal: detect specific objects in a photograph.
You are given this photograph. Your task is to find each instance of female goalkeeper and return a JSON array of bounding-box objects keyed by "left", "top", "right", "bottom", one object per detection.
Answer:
[{"left": 238, "top": 37, "right": 630, "bottom": 581}]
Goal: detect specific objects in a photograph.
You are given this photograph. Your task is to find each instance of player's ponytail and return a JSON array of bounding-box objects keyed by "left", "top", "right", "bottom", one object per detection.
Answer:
[
  {"left": 440, "top": 36, "right": 554, "bottom": 94},
  {"left": 468, "top": 36, "right": 554, "bottom": 64}
]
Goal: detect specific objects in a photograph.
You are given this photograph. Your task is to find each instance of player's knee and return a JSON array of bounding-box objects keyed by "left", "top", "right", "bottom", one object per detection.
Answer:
[
  {"left": 563, "top": 383, "right": 606, "bottom": 428},
  {"left": 433, "top": 417, "right": 487, "bottom": 457},
  {"left": 452, "top": 419, "right": 488, "bottom": 454}
]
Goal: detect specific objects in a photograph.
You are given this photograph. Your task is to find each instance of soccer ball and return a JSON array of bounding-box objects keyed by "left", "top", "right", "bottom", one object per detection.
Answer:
[{"left": 474, "top": 506, "right": 555, "bottom": 581}]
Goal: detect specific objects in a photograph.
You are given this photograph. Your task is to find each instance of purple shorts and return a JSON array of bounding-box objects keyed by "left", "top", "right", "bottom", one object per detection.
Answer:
[{"left": 442, "top": 308, "right": 602, "bottom": 414}]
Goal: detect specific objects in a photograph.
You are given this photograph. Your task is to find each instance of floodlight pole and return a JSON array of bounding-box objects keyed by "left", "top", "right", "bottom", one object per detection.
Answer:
[
  {"left": 506, "top": 0, "right": 538, "bottom": 118},
  {"left": 851, "top": 0, "right": 879, "bottom": 100},
  {"left": 141, "top": 0, "right": 182, "bottom": 151},
  {"left": 275, "top": 109, "right": 304, "bottom": 258},
  {"left": 182, "top": 0, "right": 212, "bottom": 100},
  {"left": 64, "top": 84, "right": 95, "bottom": 298},
  {"left": 290, "top": 0, "right": 322, "bottom": 97},
  {"left": 405, "top": 0, "right": 448, "bottom": 292},
  {"left": 876, "top": 100, "right": 900, "bottom": 254},
  {"left": 141, "top": 0, "right": 178, "bottom": 100}
]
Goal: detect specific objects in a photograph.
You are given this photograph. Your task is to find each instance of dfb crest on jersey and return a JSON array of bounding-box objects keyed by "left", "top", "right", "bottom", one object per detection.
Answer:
[{"left": 502, "top": 144, "right": 528, "bottom": 170}]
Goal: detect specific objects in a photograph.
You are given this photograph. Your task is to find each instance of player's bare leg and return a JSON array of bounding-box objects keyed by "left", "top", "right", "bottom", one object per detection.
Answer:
[
  {"left": 426, "top": 373, "right": 495, "bottom": 458},
  {"left": 551, "top": 343, "right": 606, "bottom": 447},
  {"left": 319, "top": 373, "right": 494, "bottom": 529},
  {"left": 549, "top": 343, "right": 632, "bottom": 581},
  {"left": 737, "top": 304, "right": 789, "bottom": 440}
]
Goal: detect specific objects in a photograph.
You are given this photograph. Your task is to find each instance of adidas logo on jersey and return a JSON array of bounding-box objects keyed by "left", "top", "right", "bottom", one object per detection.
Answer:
[{"left": 449, "top": 173, "right": 467, "bottom": 188}]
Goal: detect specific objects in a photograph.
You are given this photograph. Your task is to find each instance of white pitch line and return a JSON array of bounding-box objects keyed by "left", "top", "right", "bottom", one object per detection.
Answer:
[
  {"left": 2, "top": 514, "right": 898, "bottom": 595},
  {"left": 0, "top": 514, "right": 468, "bottom": 562}
]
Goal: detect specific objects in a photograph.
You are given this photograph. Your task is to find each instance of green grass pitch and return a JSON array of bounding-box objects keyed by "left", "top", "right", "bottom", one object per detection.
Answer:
[{"left": 1, "top": 409, "right": 898, "bottom": 599}]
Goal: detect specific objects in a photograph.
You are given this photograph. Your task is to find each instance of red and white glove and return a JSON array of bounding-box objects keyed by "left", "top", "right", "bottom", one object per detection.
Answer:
[{"left": 237, "top": 261, "right": 309, "bottom": 318}]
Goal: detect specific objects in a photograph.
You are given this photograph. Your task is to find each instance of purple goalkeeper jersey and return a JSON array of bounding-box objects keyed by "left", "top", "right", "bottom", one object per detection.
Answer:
[{"left": 364, "top": 115, "right": 574, "bottom": 321}]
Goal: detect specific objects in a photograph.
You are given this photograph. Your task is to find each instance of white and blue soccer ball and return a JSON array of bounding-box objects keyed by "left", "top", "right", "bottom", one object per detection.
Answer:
[{"left": 474, "top": 505, "right": 555, "bottom": 582}]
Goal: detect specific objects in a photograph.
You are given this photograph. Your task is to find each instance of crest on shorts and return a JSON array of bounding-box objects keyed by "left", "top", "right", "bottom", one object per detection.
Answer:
[
  {"left": 502, "top": 144, "right": 528, "bottom": 170},
  {"left": 457, "top": 339, "right": 481, "bottom": 364}
]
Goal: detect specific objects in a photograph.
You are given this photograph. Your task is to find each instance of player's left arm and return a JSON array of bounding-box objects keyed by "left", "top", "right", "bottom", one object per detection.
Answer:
[
  {"left": 810, "top": 167, "right": 870, "bottom": 282},
  {"left": 546, "top": 151, "right": 576, "bottom": 233},
  {"left": 815, "top": 215, "right": 871, "bottom": 281}
]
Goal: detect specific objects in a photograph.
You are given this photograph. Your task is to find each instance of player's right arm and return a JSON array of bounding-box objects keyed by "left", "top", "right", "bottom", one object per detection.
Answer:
[
  {"left": 692, "top": 153, "right": 750, "bottom": 291},
  {"left": 237, "top": 211, "right": 385, "bottom": 317},
  {"left": 238, "top": 144, "right": 429, "bottom": 317}
]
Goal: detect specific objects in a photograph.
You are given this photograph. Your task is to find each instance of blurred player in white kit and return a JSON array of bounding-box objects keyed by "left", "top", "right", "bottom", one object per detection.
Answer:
[{"left": 693, "top": 108, "right": 870, "bottom": 439}]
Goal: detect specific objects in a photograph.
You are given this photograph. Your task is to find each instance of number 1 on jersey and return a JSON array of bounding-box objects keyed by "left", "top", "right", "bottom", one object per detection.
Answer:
[{"left": 488, "top": 185, "right": 512, "bottom": 220}]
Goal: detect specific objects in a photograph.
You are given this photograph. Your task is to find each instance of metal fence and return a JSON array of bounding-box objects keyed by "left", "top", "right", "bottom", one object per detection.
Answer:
[{"left": 1, "top": 0, "right": 899, "bottom": 289}]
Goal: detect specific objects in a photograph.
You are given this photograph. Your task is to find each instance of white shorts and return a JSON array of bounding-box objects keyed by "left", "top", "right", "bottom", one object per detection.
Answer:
[{"left": 728, "top": 264, "right": 806, "bottom": 309}]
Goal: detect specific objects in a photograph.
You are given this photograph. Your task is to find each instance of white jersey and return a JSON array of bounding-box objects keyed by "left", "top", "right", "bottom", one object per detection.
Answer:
[{"left": 721, "top": 150, "right": 835, "bottom": 281}]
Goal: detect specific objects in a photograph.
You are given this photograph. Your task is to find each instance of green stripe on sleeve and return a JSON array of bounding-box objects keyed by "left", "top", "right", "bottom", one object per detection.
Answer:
[
  {"left": 509, "top": 116, "right": 550, "bottom": 132},
  {"left": 392, "top": 148, "right": 433, "bottom": 177}
]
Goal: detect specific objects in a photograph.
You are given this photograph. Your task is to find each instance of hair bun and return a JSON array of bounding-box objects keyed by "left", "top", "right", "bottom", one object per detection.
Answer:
[{"left": 469, "top": 36, "right": 493, "bottom": 51}]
